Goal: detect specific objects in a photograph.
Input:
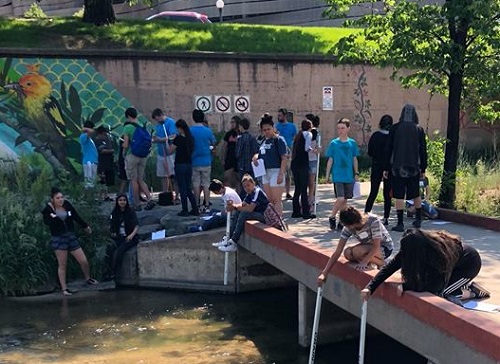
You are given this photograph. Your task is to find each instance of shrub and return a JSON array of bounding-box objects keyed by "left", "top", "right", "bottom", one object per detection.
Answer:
[{"left": 23, "top": 2, "right": 47, "bottom": 19}]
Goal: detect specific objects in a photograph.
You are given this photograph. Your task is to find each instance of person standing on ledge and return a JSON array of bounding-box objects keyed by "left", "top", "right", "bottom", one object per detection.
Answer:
[
  {"left": 41, "top": 187, "right": 98, "bottom": 296},
  {"left": 325, "top": 118, "right": 360, "bottom": 231}
]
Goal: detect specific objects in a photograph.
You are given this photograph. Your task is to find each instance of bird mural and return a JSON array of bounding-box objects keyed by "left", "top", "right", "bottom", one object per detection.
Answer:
[{"left": 3, "top": 64, "right": 80, "bottom": 171}]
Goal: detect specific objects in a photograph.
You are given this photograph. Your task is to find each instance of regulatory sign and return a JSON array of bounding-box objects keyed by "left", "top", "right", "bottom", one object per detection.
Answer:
[
  {"left": 214, "top": 95, "right": 232, "bottom": 113},
  {"left": 322, "top": 86, "right": 334, "bottom": 111},
  {"left": 195, "top": 95, "right": 212, "bottom": 113},
  {"left": 233, "top": 95, "right": 250, "bottom": 113}
]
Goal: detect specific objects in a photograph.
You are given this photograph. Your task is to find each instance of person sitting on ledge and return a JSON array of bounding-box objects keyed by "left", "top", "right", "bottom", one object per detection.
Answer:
[
  {"left": 217, "top": 174, "right": 269, "bottom": 252},
  {"left": 360, "top": 228, "right": 490, "bottom": 303},
  {"left": 317, "top": 206, "right": 394, "bottom": 286}
]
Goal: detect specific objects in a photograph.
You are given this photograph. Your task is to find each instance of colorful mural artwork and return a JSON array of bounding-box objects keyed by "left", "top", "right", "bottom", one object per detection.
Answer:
[
  {"left": 0, "top": 57, "right": 147, "bottom": 173},
  {"left": 352, "top": 65, "right": 372, "bottom": 151}
]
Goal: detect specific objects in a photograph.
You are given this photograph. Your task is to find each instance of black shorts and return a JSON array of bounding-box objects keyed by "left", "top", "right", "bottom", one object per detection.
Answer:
[{"left": 391, "top": 173, "right": 420, "bottom": 199}]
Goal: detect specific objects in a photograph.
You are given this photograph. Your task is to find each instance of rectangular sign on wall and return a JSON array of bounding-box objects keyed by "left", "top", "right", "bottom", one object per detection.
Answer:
[{"left": 322, "top": 86, "right": 334, "bottom": 111}]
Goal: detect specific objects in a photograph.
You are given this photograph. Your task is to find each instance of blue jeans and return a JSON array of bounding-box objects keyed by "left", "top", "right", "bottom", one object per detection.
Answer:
[
  {"left": 230, "top": 210, "right": 265, "bottom": 243},
  {"left": 175, "top": 163, "right": 197, "bottom": 212}
]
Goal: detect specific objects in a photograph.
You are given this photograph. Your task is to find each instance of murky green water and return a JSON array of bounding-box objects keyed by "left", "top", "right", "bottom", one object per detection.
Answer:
[{"left": 0, "top": 287, "right": 425, "bottom": 364}]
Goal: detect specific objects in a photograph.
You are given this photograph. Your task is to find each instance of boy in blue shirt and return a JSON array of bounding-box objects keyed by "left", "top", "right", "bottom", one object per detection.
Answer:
[
  {"left": 275, "top": 108, "right": 296, "bottom": 199},
  {"left": 80, "top": 121, "right": 98, "bottom": 188},
  {"left": 325, "top": 118, "right": 360, "bottom": 230}
]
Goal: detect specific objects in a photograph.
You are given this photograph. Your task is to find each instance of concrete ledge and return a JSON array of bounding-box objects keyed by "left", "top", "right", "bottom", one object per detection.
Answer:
[
  {"left": 438, "top": 208, "right": 500, "bottom": 232},
  {"left": 244, "top": 221, "right": 500, "bottom": 364}
]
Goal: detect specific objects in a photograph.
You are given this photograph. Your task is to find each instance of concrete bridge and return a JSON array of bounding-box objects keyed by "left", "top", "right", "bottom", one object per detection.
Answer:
[{"left": 119, "top": 185, "right": 500, "bottom": 364}]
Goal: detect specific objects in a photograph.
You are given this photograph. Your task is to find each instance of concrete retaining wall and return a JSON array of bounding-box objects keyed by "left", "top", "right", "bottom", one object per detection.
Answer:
[{"left": 117, "top": 228, "right": 294, "bottom": 293}]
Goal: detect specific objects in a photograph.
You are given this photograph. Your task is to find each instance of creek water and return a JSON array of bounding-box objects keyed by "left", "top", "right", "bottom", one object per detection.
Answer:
[{"left": 0, "top": 287, "right": 426, "bottom": 364}]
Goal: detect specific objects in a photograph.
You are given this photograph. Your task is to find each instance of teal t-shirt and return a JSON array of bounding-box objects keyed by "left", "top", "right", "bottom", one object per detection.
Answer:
[{"left": 326, "top": 137, "right": 359, "bottom": 183}]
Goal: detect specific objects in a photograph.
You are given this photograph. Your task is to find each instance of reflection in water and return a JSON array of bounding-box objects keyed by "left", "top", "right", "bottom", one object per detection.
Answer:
[{"left": 0, "top": 288, "right": 425, "bottom": 364}]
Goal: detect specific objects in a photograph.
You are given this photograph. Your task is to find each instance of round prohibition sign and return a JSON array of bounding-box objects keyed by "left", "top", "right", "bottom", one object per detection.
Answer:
[
  {"left": 196, "top": 96, "right": 211, "bottom": 112},
  {"left": 216, "top": 96, "right": 230, "bottom": 112},
  {"left": 234, "top": 97, "right": 249, "bottom": 112}
]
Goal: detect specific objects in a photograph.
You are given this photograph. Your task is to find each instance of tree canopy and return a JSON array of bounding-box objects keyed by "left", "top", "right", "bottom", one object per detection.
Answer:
[{"left": 325, "top": 0, "right": 500, "bottom": 208}]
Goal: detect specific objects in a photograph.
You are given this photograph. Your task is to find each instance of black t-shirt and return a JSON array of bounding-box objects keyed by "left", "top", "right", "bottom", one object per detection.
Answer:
[
  {"left": 224, "top": 129, "right": 238, "bottom": 170},
  {"left": 173, "top": 135, "right": 193, "bottom": 165}
]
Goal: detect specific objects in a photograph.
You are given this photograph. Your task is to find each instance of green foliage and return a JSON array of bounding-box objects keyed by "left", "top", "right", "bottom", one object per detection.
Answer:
[
  {"left": 73, "top": 7, "right": 84, "bottom": 19},
  {"left": 0, "top": 158, "right": 109, "bottom": 296},
  {"left": 23, "top": 2, "right": 47, "bottom": 19},
  {"left": 0, "top": 18, "right": 359, "bottom": 55},
  {"left": 426, "top": 131, "right": 446, "bottom": 184}
]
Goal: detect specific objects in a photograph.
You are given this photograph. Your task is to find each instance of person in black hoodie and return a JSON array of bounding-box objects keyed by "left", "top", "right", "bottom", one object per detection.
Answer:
[
  {"left": 360, "top": 229, "right": 488, "bottom": 302},
  {"left": 291, "top": 119, "right": 316, "bottom": 219},
  {"left": 365, "top": 115, "right": 393, "bottom": 225},
  {"left": 384, "top": 104, "right": 427, "bottom": 231},
  {"left": 105, "top": 193, "right": 139, "bottom": 280},
  {"left": 41, "top": 187, "right": 98, "bottom": 296}
]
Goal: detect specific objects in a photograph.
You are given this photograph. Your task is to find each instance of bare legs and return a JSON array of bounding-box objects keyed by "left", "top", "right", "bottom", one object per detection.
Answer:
[
  {"left": 54, "top": 248, "right": 91, "bottom": 291},
  {"left": 263, "top": 184, "right": 284, "bottom": 216}
]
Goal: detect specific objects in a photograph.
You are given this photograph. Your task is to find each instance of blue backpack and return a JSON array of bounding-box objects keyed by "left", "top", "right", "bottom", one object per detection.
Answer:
[{"left": 128, "top": 123, "right": 152, "bottom": 158}]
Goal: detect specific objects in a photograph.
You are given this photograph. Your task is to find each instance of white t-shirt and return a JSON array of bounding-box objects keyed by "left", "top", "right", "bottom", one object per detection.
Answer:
[{"left": 221, "top": 187, "right": 242, "bottom": 207}]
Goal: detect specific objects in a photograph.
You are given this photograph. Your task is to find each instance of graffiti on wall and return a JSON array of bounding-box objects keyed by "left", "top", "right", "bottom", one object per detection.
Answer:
[{"left": 0, "top": 57, "right": 146, "bottom": 173}]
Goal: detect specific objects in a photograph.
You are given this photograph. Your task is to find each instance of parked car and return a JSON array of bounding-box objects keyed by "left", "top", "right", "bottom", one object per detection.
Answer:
[{"left": 146, "top": 11, "right": 212, "bottom": 24}]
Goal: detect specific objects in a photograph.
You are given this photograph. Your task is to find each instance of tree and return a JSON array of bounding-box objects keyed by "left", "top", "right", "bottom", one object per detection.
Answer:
[{"left": 324, "top": 0, "right": 500, "bottom": 208}]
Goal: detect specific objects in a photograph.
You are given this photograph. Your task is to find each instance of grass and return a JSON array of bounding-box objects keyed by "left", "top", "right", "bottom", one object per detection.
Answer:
[{"left": 0, "top": 17, "right": 360, "bottom": 54}]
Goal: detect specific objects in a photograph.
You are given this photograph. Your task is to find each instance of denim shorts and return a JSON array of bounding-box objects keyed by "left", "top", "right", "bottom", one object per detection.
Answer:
[{"left": 50, "top": 233, "right": 81, "bottom": 251}]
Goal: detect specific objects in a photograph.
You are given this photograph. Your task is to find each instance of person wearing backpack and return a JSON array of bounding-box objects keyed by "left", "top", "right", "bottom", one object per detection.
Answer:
[{"left": 122, "top": 107, "right": 155, "bottom": 211}]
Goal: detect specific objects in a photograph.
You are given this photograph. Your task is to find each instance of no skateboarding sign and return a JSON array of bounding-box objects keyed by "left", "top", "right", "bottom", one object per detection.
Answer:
[
  {"left": 214, "top": 95, "right": 232, "bottom": 113},
  {"left": 195, "top": 95, "right": 213, "bottom": 113},
  {"left": 233, "top": 95, "right": 250, "bottom": 113}
]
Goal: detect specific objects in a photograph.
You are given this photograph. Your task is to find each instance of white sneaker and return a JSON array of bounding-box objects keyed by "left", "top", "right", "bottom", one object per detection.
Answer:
[
  {"left": 218, "top": 239, "right": 238, "bottom": 252},
  {"left": 212, "top": 236, "right": 228, "bottom": 247}
]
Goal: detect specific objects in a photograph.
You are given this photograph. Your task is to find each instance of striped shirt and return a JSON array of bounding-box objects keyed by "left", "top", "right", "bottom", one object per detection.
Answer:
[{"left": 340, "top": 213, "right": 393, "bottom": 252}]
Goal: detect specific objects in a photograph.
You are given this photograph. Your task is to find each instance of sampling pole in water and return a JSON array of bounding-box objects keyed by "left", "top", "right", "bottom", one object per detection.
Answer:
[
  {"left": 358, "top": 300, "right": 368, "bottom": 364},
  {"left": 308, "top": 286, "right": 323, "bottom": 364},
  {"left": 223, "top": 211, "right": 231, "bottom": 285}
]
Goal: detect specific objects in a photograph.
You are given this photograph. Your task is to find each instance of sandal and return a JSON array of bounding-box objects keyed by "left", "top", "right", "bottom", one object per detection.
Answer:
[
  {"left": 469, "top": 282, "right": 491, "bottom": 299},
  {"left": 87, "top": 278, "right": 99, "bottom": 285},
  {"left": 62, "top": 288, "right": 74, "bottom": 296}
]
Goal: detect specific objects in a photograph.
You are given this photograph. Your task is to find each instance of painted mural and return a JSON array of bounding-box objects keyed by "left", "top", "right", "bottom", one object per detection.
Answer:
[{"left": 0, "top": 57, "right": 146, "bottom": 173}]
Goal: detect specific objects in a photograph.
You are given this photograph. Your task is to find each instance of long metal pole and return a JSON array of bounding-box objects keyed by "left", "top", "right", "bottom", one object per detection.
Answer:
[
  {"left": 358, "top": 300, "right": 368, "bottom": 364},
  {"left": 308, "top": 286, "right": 323, "bottom": 364},
  {"left": 223, "top": 211, "right": 231, "bottom": 285},
  {"left": 219, "top": 8, "right": 223, "bottom": 23},
  {"left": 313, "top": 134, "right": 321, "bottom": 216}
]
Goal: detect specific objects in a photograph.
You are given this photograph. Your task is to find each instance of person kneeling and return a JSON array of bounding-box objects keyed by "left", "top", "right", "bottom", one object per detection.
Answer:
[
  {"left": 317, "top": 206, "right": 394, "bottom": 285},
  {"left": 360, "top": 229, "right": 489, "bottom": 305},
  {"left": 218, "top": 174, "right": 269, "bottom": 252}
]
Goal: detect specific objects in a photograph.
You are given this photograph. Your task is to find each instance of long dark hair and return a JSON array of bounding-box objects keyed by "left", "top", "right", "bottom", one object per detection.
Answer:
[
  {"left": 112, "top": 193, "right": 131, "bottom": 215},
  {"left": 292, "top": 119, "right": 311, "bottom": 159},
  {"left": 399, "top": 229, "right": 461, "bottom": 291},
  {"left": 175, "top": 119, "right": 194, "bottom": 155}
]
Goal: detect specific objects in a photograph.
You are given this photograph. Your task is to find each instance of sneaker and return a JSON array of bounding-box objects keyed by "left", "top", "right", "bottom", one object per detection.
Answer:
[
  {"left": 469, "top": 282, "right": 491, "bottom": 299},
  {"left": 286, "top": 194, "right": 293, "bottom": 200},
  {"left": 391, "top": 223, "right": 405, "bottom": 232},
  {"left": 412, "top": 219, "right": 422, "bottom": 228},
  {"left": 303, "top": 214, "right": 316, "bottom": 219},
  {"left": 144, "top": 200, "right": 155, "bottom": 211},
  {"left": 291, "top": 212, "right": 302, "bottom": 218},
  {"left": 336, "top": 222, "right": 343, "bottom": 230},
  {"left": 218, "top": 239, "right": 238, "bottom": 252},
  {"left": 329, "top": 217, "right": 336, "bottom": 230},
  {"left": 212, "top": 236, "right": 228, "bottom": 247},
  {"left": 189, "top": 209, "right": 200, "bottom": 216},
  {"left": 87, "top": 278, "right": 99, "bottom": 285}
]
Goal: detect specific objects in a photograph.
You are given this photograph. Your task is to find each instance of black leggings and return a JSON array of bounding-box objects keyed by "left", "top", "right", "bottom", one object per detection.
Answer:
[
  {"left": 442, "top": 245, "right": 482, "bottom": 297},
  {"left": 365, "top": 164, "right": 391, "bottom": 218},
  {"left": 292, "top": 166, "right": 310, "bottom": 216},
  {"left": 106, "top": 236, "right": 139, "bottom": 275}
]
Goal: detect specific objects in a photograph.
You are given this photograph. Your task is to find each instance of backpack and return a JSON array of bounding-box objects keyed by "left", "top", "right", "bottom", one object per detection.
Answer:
[
  {"left": 128, "top": 123, "right": 152, "bottom": 158},
  {"left": 263, "top": 204, "right": 288, "bottom": 232}
]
